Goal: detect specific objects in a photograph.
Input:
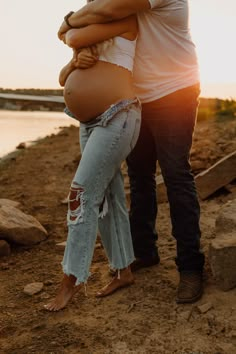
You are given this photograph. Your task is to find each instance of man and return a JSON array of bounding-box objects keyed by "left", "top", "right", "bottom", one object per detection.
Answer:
[{"left": 58, "top": 0, "right": 205, "bottom": 304}]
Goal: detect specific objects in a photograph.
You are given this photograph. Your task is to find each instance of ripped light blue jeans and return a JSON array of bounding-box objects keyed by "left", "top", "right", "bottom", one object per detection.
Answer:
[{"left": 62, "top": 98, "right": 141, "bottom": 285}]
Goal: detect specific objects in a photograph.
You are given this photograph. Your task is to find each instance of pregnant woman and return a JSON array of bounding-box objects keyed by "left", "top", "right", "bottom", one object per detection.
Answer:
[{"left": 44, "top": 9, "right": 141, "bottom": 311}]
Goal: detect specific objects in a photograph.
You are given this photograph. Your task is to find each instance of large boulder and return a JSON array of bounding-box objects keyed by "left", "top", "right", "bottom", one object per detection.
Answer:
[
  {"left": 0, "top": 204, "right": 48, "bottom": 246},
  {"left": 215, "top": 198, "right": 236, "bottom": 234},
  {"left": 209, "top": 199, "right": 236, "bottom": 291}
]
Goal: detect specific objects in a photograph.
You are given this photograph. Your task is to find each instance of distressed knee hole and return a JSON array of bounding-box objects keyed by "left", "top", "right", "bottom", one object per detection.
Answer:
[{"left": 68, "top": 182, "right": 85, "bottom": 223}]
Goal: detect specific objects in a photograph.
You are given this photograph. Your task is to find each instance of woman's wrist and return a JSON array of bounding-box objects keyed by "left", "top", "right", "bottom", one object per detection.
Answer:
[
  {"left": 64, "top": 11, "right": 75, "bottom": 28},
  {"left": 58, "top": 21, "right": 72, "bottom": 41}
]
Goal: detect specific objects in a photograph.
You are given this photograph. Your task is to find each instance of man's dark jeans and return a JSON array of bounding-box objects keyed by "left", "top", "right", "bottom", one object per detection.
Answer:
[{"left": 127, "top": 84, "right": 205, "bottom": 272}]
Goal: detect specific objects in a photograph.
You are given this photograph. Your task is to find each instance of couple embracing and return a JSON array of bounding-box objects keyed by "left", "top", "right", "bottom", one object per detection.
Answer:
[{"left": 45, "top": 0, "right": 205, "bottom": 312}]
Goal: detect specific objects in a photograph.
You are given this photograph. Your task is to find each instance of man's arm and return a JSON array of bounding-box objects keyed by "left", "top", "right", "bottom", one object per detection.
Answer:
[{"left": 58, "top": 0, "right": 150, "bottom": 40}]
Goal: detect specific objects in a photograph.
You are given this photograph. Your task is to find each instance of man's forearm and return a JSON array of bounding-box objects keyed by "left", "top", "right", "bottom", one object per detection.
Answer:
[{"left": 68, "top": 0, "right": 150, "bottom": 28}]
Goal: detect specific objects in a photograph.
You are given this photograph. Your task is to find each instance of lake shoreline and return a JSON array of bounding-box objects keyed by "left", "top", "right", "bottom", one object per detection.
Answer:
[
  {"left": 0, "top": 139, "right": 41, "bottom": 165},
  {"left": 0, "top": 109, "right": 79, "bottom": 159}
]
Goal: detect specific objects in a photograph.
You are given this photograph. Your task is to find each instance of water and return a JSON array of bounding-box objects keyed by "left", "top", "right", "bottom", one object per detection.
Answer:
[{"left": 0, "top": 110, "right": 79, "bottom": 158}]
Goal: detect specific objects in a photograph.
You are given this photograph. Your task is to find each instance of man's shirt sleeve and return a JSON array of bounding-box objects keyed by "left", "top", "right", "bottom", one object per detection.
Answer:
[{"left": 148, "top": 0, "right": 164, "bottom": 8}]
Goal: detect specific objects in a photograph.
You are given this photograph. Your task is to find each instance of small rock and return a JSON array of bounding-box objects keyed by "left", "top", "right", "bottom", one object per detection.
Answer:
[
  {"left": 32, "top": 323, "right": 47, "bottom": 331},
  {"left": 44, "top": 280, "right": 53, "bottom": 286},
  {"left": 0, "top": 240, "right": 11, "bottom": 257},
  {"left": 228, "top": 330, "right": 236, "bottom": 338},
  {"left": 191, "top": 160, "right": 207, "bottom": 171},
  {"left": 61, "top": 197, "right": 68, "bottom": 205},
  {"left": 0, "top": 262, "right": 9, "bottom": 270},
  {"left": 178, "top": 310, "right": 192, "bottom": 321},
  {"left": 40, "top": 293, "right": 50, "bottom": 300},
  {"left": 16, "top": 142, "right": 26, "bottom": 149},
  {"left": 55, "top": 241, "right": 66, "bottom": 251},
  {"left": 216, "top": 342, "right": 236, "bottom": 353},
  {"left": 197, "top": 302, "right": 213, "bottom": 314},
  {"left": 24, "top": 282, "right": 44, "bottom": 295}
]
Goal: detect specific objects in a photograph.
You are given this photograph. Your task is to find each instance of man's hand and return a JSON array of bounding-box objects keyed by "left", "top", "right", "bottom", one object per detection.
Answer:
[{"left": 73, "top": 47, "right": 98, "bottom": 69}]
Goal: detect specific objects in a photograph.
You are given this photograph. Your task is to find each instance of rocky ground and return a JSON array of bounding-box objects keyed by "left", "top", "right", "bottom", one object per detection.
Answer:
[{"left": 0, "top": 114, "right": 236, "bottom": 354}]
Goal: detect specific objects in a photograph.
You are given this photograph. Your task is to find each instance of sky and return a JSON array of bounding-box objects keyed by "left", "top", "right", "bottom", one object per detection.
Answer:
[{"left": 1, "top": 0, "right": 236, "bottom": 99}]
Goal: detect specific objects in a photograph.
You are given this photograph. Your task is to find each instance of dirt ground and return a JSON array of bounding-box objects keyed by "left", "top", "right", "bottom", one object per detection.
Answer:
[{"left": 0, "top": 114, "right": 236, "bottom": 354}]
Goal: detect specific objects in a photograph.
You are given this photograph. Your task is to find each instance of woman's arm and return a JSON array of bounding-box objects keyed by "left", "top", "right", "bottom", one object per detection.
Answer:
[
  {"left": 64, "top": 15, "right": 138, "bottom": 49},
  {"left": 59, "top": 47, "right": 99, "bottom": 86},
  {"left": 59, "top": 58, "right": 76, "bottom": 87},
  {"left": 58, "top": 0, "right": 150, "bottom": 39}
]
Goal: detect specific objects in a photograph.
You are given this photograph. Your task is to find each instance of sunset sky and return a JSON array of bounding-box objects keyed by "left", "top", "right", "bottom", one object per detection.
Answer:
[{"left": 1, "top": 0, "right": 236, "bottom": 98}]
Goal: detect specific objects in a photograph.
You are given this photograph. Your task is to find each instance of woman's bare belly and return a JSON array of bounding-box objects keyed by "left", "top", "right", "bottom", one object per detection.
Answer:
[{"left": 64, "top": 61, "right": 135, "bottom": 122}]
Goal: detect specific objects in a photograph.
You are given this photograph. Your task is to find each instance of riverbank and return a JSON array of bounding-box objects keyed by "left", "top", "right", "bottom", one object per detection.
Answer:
[
  {"left": 0, "top": 116, "right": 236, "bottom": 353},
  {"left": 0, "top": 110, "right": 79, "bottom": 159}
]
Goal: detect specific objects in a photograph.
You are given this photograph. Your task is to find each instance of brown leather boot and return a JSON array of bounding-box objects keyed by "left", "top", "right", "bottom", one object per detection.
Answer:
[{"left": 176, "top": 271, "right": 203, "bottom": 304}]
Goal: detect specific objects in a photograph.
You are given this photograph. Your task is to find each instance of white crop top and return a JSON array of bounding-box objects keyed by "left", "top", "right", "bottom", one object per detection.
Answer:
[{"left": 98, "top": 36, "right": 136, "bottom": 72}]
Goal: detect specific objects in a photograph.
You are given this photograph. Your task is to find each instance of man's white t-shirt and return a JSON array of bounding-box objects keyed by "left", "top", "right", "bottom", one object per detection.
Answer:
[{"left": 133, "top": 0, "right": 200, "bottom": 103}]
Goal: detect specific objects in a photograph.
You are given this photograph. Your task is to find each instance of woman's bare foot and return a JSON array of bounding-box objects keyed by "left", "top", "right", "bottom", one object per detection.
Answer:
[
  {"left": 44, "top": 274, "right": 81, "bottom": 311},
  {"left": 96, "top": 266, "right": 134, "bottom": 297}
]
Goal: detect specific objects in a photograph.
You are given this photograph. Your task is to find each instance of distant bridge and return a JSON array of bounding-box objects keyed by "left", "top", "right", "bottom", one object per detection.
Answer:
[
  {"left": 0, "top": 93, "right": 65, "bottom": 111},
  {"left": 0, "top": 93, "right": 64, "bottom": 103}
]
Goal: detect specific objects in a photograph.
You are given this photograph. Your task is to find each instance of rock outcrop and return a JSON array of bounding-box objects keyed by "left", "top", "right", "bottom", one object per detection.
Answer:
[
  {"left": 0, "top": 199, "right": 48, "bottom": 249},
  {"left": 209, "top": 199, "right": 236, "bottom": 291}
]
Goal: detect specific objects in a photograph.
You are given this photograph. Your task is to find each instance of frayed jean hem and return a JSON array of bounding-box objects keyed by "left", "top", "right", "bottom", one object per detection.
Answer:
[
  {"left": 109, "top": 256, "right": 135, "bottom": 272},
  {"left": 62, "top": 263, "right": 91, "bottom": 286}
]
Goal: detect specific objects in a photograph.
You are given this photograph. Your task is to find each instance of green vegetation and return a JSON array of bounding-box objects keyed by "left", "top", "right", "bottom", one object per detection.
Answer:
[
  {"left": 198, "top": 98, "right": 236, "bottom": 121},
  {"left": 215, "top": 98, "right": 236, "bottom": 116}
]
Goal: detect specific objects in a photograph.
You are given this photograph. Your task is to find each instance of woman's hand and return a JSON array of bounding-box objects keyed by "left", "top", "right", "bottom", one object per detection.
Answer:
[
  {"left": 73, "top": 47, "right": 98, "bottom": 69},
  {"left": 58, "top": 21, "right": 71, "bottom": 41},
  {"left": 60, "top": 33, "right": 66, "bottom": 44}
]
